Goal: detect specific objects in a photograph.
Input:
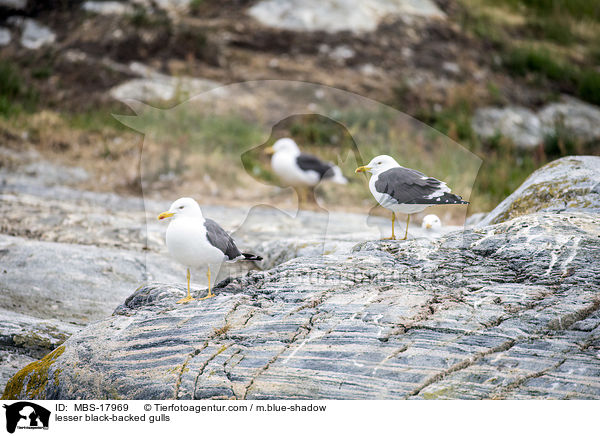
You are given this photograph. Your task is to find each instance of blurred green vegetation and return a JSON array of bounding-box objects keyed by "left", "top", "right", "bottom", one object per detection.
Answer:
[
  {"left": 502, "top": 0, "right": 600, "bottom": 20},
  {"left": 459, "top": 0, "right": 600, "bottom": 105},
  {"left": 0, "top": 60, "right": 38, "bottom": 116}
]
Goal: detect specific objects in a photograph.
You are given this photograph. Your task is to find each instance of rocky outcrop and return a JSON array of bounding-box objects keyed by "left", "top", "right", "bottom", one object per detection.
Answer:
[
  {"left": 247, "top": 0, "right": 445, "bottom": 33},
  {"left": 479, "top": 156, "right": 600, "bottom": 226},
  {"left": 472, "top": 97, "right": 600, "bottom": 149},
  {"left": 5, "top": 209, "right": 599, "bottom": 400},
  {"left": 4, "top": 154, "right": 599, "bottom": 399},
  {"left": 1, "top": 148, "right": 436, "bottom": 392},
  {"left": 109, "top": 62, "right": 222, "bottom": 103},
  {"left": 0, "top": 151, "right": 183, "bottom": 390}
]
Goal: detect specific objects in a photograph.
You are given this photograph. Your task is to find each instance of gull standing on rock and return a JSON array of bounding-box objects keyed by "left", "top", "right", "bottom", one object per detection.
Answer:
[
  {"left": 158, "top": 197, "right": 262, "bottom": 304},
  {"left": 356, "top": 155, "right": 468, "bottom": 240},
  {"left": 266, "top": 137, "right": 347, "bottom": 203}
]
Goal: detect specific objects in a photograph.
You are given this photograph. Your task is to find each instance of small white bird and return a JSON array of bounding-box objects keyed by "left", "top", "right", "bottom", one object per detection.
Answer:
[
  {"left": 422, "top": 214, "right": 442, "bottom": 231},
  {"left": 158, "top": 197, "right": 262, "bottom": 304},
  {"left": 266, "top": 138, "right": 347, "bottom": 203},
  {"left": 356, "top": 155, "right": 468, "bottom": 240}
]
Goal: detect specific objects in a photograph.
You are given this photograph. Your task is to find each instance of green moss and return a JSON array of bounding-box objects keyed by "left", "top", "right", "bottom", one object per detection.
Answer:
[
  {"left": 2, "top": 345, "right": 65, "bottom": 400},
  {"left": 503, "top": 47, "right": 575, "bottom": 83},
  {"left": 493, "top": 180, "right": 592, "bottom": 223},
  {"left": 13, "top": 331, "right": 68, "bottom": 351},
  {"left": 578, "top": 70, "right": 600, "bottom": 106},
  {"left": 422, "top": 386, "right": 457, "bottom": 399}
]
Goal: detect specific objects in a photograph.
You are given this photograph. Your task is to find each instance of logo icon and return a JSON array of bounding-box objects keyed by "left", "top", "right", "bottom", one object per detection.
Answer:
[{"left": 3, "top": 402, "right": 50, "bottom": 433}]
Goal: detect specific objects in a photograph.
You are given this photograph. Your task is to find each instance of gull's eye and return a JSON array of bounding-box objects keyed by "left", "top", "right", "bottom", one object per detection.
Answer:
[{"left": 179, "top": 206, "right": 184, "bottom": 209}]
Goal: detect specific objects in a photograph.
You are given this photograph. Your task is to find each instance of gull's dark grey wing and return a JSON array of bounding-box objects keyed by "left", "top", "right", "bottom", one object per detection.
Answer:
[
  {"left": 296, "top": 153, "right": 335, "bottom": 180},
  {"left": 375, "top": 167, "right": 468, "bottom": 205},
  {"left": 204, "top": 219, "right": 242, "bottom": 261}
]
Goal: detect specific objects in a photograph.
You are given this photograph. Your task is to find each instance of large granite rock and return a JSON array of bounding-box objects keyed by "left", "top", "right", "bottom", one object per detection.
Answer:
[
  {"left": 471, "top": 106, "right": 543, "bottom": 149},
  {"left": 0, "top": 151, "right": 181, "bottom": 390},
  {"left": 247, "top": 0, "right": 445, "bottom": 34},
  {"left": 479, "top": 156, "right": 600, "bottom": 226},
  {"left": 4, "top": 210, "right": 599, "bottom": 400},
  {"left": 1, "top": 147, "right": 438, "bottom": 392},
  {"left": 472, "top": 97, "right": 600, "bottom": 149}
]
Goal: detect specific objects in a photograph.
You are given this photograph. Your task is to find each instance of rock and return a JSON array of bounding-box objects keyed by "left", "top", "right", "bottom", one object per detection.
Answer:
[
  {"left": 132, "top": 0, "right": 191, "bottom": 15},
  {"left": 471, "top": 106, "right": 544, "bottom": 149},
  {"left": 479, "top": 156, "right": 600, "bottom": 226},
  {"left": 472, "top": 97, "right": 600, "bottom": 149},
  {"left": 538, "top": 97, "right": 600, "bottom": 143},
  {"left": 82, "top": 1, "right": 134, "bottom": 15},
  {"left": 248, "top": 0, "right": 445, "bottom": 33},
  {"left": 109, "top": 62, "right": 222, "bottom": 102},
  {"left": 328, "top": 45, "right": 356, "bottom": 63},
  {"left": 0, "top": 309, "right": 79, "bottom": 390},
  {"left": 0, "top": 27, "right": 11, "bottom": 46},
  {"left": 0, "top": 234, "right": 182, "bottom": 325},
  {"left": 152, "top": 0, "right": 191, "bottom": 13},
  {"left": 0, "top": 151, "right": 184, "bottom": 389},
  {"left": 20, "top": 19, "right": 56, "bottom": 50},
  {"left": 442, "top": 61, "right": 460, "bottom": 75},
  {"left": 0, "top": 0, "right": 25, "bottom": 10},
  {"left": 0, "top": 309, "right": 78, "bottom": 360},
  {"left": 7, "top": 210, "right": 599, "bottom": 400},
  {"left": 464, "top": 212, "right": 486, "bottom": 227}
]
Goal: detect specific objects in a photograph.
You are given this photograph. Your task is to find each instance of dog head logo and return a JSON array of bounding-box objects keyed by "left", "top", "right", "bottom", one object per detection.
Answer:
[{"left": 3, "top": 402, "right": 50, "bottom": 433}]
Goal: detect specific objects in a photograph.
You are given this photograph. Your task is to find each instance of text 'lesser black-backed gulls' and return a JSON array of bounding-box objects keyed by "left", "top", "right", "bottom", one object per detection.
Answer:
[
  {"left": 356, "top": 155, "right": 468, "bottom": 240},
  {"left": 266, "top": 138, "right": 347, "bottom": 203},
  {"left": 158, "top": 197, "right": 262, "bottom": 304}
]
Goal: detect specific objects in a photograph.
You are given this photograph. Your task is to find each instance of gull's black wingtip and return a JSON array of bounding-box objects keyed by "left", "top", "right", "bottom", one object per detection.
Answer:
[{"left": 242, "top": 253, "right": 263, "bottom": 261}]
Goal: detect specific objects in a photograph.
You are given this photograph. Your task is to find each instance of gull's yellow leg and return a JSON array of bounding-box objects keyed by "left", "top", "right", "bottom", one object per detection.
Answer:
[
  {"left": 298, "top": 188, "right": 306, "bottom": 207},
  {"left": 177, "top": 268, "right": 195, "bottom": 304},
  {"left": 401, "top": 214, "right": 410, "bottom": 240},
  {"left": 199, "top": 266, "right": 216, "bottom": 300},
  {"left": 382, "top": 212, "right": 396, "bottom": 240}
]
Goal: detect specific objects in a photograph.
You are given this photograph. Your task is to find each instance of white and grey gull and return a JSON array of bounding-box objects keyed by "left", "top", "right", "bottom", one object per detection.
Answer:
[
  {"left": 158, "top": 197, "right": 262, "bottom": 304},
  {"left": 266, "top": 138, "right": 347, "bottom": 203},
  {"left": 422, "top": 214, "right": 442, "bottom": 231},
  {"left": 356, "top": 155, "right": 468, "bottom": 240}
]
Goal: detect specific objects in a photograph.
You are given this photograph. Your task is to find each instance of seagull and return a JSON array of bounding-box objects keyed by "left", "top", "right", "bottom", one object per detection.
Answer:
[
  {"left": 266, "top": 138, "right": 347, "bottom": 203},
  {"left": 422, "top": 214, "right": 442, "bottom": 231},
  {"left": 158, "top": 197, "right": 262, "bottom": 303},
  {"left": 356, "top": 155, "right": 468, "bottom": 240}
]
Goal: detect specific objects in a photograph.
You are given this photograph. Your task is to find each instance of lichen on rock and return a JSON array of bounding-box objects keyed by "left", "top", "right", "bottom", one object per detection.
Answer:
[
  {"left": 479, "top": 156, "right": 600, "bottom": 226},
  {"left": 2, "top": 346, "right": 65, "bottom": 400}
]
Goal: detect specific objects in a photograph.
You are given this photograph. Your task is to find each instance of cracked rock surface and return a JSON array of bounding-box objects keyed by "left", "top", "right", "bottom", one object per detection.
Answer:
[{"left": 6, "top": 210, "right": 599, "bottom": 399}]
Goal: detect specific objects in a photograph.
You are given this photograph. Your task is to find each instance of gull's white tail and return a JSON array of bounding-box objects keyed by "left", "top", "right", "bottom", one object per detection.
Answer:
[{"left": 330, "top": 165, "right": 348, "bottom": 185}]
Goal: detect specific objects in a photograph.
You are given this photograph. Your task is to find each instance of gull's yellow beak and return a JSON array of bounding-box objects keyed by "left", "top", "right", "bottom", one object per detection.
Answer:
[
  {"left": 355, "top": 165, "right": 371, "bottom": 173},
  {"left": 158, "top": 211, "right": 175, "bottom": 221},
  {"left": 425, "top": 223, "right": 432, "bottom": 229},
  {"left": 265, "top": 146, "right": 275, "bottom": 155}
]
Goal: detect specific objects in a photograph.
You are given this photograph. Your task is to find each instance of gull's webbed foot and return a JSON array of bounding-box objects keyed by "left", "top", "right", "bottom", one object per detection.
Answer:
[
  {"left": 177, "top": 295, "right": 196, "bottom": 304},
  {"left": 198, "top": 291, "right": 215, "bottom": 301}
]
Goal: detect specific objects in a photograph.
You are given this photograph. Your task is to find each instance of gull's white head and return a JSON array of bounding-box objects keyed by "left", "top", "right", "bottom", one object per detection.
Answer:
[
  {"left": 266, "top": 138, "right": 300, "bottom": 156},
  {"left": 158, "top": 197, "right": 203, "bottom": 221},
  {"left": 355, "top": 155, "right": 400, "bottom": 175},
  {"left": 422, "top": 214, "right": 442, "bottom": 231}
]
